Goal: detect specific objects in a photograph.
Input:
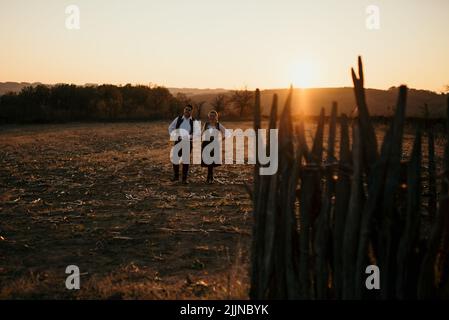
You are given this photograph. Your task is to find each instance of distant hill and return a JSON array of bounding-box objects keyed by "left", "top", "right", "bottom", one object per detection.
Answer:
[
  {"left": 189, "top": 87, "right": 447, "bottom": 118},
  {"left": 262, "top": 87, "right": 447, "bottom": 118},
  {"left": 167, "top": 87, "right": 229, "bottom": 96},
  {"left": 0, "top": 82, "right": 44, "bottom": 95}
]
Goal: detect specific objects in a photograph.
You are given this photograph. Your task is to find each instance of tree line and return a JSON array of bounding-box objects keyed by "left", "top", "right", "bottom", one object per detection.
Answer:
[
  {"left": 0, "top": 83, "right": 259, "bottom": 124},
  {"left": 177, "top": 89, "right": 255, "bottom": 119},
  {"left": 0, "top": 84, "right": 185, "bottom": 123}
]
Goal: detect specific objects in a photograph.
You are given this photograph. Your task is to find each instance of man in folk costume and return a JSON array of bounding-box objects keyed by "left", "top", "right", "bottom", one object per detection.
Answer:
[{"left": 168, "top": 105, "right": 195, "bottom": 184}]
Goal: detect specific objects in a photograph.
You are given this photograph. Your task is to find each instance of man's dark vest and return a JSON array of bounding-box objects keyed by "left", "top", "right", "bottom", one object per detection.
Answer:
[{"left": 175, "top": 115, "right": 194, "bottom": 135}]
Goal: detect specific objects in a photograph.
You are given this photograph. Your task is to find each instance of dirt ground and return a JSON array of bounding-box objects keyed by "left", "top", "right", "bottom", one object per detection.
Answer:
[
  {"left": 0, "top": 120, "right": 446, "bottom": 300},
  {"left": 0, "top": 121, "right": 254, "bottom": 299}
]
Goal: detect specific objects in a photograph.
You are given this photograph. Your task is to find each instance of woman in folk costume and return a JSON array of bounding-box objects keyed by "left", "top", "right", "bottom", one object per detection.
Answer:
[{"left": 201, "top": 110, "right": 227, "bottom": 184}]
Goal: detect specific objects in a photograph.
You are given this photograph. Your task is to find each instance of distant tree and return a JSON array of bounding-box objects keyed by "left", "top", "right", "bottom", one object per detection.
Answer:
[
  {"left": 19, "top": 86, "right": 40, "bottom": 121},
  {"left": 33, "top": 85, "right": 51, "bottom": 121},
  {"left": 444, "top": 85, "right": 449, "bottom": 94},
  {"left": 230, "top": 88, "right": 254, "bottom": 117},
  {"left": 176, "top": 93, "right": 192, "bottom": 107},
  {"left": 145, "top": 86, "right": 172, "bottom": 119},
  {"left": 194, "top": 101, "right": 206, "bottom": 120},
  {"left": 0, "top": 83, "right": 184, "bottom": 123},
  {"left": 211, "top": 94, "right": 228, "bottom": 114},
  {"left": 98, "top": 85, "right": 123, "bottom": 119},
  {"left": 0, "top": 92, "right": 19, "bottom": 122},
  {"left": 120, "top": 84, "right": 140, "bottom": 117}
]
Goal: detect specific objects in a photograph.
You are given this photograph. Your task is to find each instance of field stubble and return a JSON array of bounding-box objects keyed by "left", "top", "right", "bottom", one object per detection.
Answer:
[{"left": 0, "top": 120, "right": 445, "bottom": 299}]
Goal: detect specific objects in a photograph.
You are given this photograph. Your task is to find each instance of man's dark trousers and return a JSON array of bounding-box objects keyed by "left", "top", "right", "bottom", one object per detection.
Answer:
[{"left": 173, "top": 140, "right": 192, "bottom": 182}]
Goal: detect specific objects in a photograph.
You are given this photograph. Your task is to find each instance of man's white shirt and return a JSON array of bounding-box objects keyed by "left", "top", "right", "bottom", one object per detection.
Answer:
[
  {"left": 168, "top": 116, "right": 193, "bottom": 140},
  {"left": 168, "top": 117, "right": 232, "bottom": 141}
]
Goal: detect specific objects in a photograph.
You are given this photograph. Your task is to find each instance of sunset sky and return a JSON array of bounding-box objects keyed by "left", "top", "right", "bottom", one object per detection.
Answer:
[{"left": 1, "top": 0, "right": 448, "bottom": 92}]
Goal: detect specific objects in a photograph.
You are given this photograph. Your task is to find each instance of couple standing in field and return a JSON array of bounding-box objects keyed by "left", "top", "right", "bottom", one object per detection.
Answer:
[{"left": 168, "top": 104, "right": 227, "bottom": 185}]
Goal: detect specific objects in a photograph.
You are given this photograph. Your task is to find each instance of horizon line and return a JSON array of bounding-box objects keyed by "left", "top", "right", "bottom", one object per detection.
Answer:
[{"left": 0, "top": 81, "right": 446, "bottom": 95}]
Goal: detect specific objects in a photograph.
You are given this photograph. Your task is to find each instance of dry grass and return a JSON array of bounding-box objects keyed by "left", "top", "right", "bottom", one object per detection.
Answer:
[
  {"left": 0, "top": 121, "right": 252, "bottom": 299},
  {"left": 0, "top": 120, "right": 445, "bottom": 299}
]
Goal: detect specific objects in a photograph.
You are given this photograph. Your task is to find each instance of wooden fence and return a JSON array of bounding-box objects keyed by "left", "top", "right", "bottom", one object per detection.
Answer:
[{"left": 250, "top": 57, "right": 449, "bottom": 300}]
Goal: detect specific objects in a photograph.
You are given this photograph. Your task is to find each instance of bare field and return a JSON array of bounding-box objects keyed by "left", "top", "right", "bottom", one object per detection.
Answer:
[
  {"left": 0, "top": 121, "right": 253, "bottom": 299},
  {"left": 0, "top": 120, "right": 446, "bottom": 299}
]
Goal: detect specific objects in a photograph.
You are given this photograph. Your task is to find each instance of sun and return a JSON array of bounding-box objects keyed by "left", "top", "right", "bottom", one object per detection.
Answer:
[{"left": 289, "top": 61, "right": 319, "bottom": 88}]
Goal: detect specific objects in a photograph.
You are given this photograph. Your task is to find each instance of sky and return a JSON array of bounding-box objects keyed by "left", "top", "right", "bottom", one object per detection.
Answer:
[{"left": 0, "top": 0, "right": 448, "bottom": 92}]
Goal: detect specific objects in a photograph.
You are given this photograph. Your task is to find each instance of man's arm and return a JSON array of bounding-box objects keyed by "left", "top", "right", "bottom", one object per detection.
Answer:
[{"left": 168, "top": 118, "right": 178, "bottom": 136}]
